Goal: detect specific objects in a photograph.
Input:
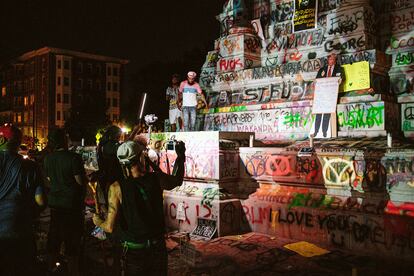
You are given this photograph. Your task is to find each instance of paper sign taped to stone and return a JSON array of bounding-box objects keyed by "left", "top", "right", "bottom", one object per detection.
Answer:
[
  {"left": 342, "top": 61, "right": 370, "bottom": 92},
  {"left": 176, "top": 202, "right": 186, "bottom": 221},
  {"left": 312, "top": 77, "right": 340, "bottom": 114},
  {"left": 190, "top": 218, "right": 217, "bottom": 240}
]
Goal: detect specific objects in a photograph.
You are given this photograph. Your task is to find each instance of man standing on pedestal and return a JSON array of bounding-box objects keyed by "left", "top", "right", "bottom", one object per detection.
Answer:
[
  {"left": 166, "top": 73, "right": 183, "bottom": 132},
  {"left": 313, "top": 53, "right": 344, "bottom": 138},
  {"left": 179, "top": 71, "right": 208, "bottom": 132}
]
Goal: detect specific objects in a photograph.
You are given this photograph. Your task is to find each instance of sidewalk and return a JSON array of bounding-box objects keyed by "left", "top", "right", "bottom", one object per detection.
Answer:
[
  {"left": 166, "top": 232, "right": 414, "bottom": 276},
  {"left": 35, "top": 210, "right": 414, "bottom": 275}
]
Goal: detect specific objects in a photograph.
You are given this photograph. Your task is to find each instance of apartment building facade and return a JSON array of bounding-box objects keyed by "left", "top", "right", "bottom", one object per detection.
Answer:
[{"left": 0, "top": 47, "right": 128, "bottom": 144}]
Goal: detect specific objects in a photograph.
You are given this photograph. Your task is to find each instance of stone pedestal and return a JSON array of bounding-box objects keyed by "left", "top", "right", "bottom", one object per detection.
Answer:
[{"left": 150, "top": 131, "right": 252, "bottom": 237}]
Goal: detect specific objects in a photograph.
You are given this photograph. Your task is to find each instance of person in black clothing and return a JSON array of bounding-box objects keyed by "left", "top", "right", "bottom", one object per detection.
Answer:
[
  {"left": 44, "top": 129, "right": 86, "bottom": 276},
  {"left": 314, "top": 53, "right": 344, "bottom": 138},
  {"left": 0, "top": 125, "right": 45, "bottom": 276},
  {"left": 92, "top": 140, "right": 186, "bottom": 275},
  {"left": 96, "top": 126, "right": 123, "bottom": 206}
]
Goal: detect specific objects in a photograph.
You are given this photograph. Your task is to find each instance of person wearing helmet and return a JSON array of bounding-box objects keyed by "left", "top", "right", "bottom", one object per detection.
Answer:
[
  {"left": 92, "top": 140, "right": 186, "bottom": 275},
  {"left": 43, "top": 128, "right": 86, "bottom": 276},
  {"left": 179, "top": 71, "right": 208, "bottom": 131},
  {"left": 0, "top": 124, "right": 45, "bottom": 275}
]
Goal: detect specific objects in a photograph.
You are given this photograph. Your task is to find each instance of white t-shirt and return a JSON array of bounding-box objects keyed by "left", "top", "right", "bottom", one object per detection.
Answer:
[{"left": 179, "top": 80, "right": 202, "bottom": 107}]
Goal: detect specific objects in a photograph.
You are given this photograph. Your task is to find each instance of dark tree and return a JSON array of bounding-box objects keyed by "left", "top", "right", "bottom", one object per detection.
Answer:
[{"left": 65, "top": 91, "right": 109, "bottom": 145}]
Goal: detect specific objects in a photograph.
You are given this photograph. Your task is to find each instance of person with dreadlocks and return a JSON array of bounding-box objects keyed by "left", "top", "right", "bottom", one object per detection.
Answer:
[
  {"left": 0, "top": 124, "right": 45, "bottom": 275},
  {"left": 92, "top": 140, "right": 186, "bottom": 275},
  {"left": 43, "top": 128, "right": 86, "bottom": 276}
]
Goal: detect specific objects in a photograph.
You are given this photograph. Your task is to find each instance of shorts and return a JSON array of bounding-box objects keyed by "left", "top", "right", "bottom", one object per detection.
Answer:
[
  {"left": 169, "top": 108, "right": 182, "bottom": 124},
  {"left": 47, "top": 208, "right": 84, "bottom": 256}
]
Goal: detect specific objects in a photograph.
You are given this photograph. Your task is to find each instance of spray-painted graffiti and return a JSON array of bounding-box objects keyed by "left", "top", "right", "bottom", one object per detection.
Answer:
[
  {"left": 240, "top": 148, "right": 323, "bottom": 184},
  {"left": 320, "top": 156, "right": 356, "bottom": 189},
  {"left": 338, "top": 50, "right": 379, "bottom": 65},
  {"left": 326, "top": 6, "right": 375, "bottom": 35},
  {"left": 151, "top": 132, "right": 220, "bottom": 180},
  {"left": 203, "top": 51, "right": 221, "bottom": 68},
  {"left": 266, "top": 28, "right": 325, "bottom": 54},
  {"left": 390, "top": 6, "right": 414, "bottom": 33},
  {"left": 394, "top": 52, "right": 414, "bottom": 66},
  {"left": 337, "top": 102, "right": 385, "bottom": 131},
  {"left": 204, "top": 106, "right": 313, "bottom": 139},
  {"left": 324, "top": 33, "right": 370, "bottom": 53},
  {"left": 206, "top": 81, "right": 314, "bottom": 107},
  {"left": 402, "top": 103, "right": 414, "bottom": 132},
  {"left": 382, "top": 152, "right": 414, "bottom": 202},
  {"left": 388, "top": 34, "right": 414, "bottom": 52}
]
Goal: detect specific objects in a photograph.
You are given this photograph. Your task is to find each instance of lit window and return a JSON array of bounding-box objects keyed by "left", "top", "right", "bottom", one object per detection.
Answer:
[
  {"left": 1, "top": 87, "right": 6, "bottom": 96},
  {"left": 24, "top": 96, "right": 28, "bottom": 106}
]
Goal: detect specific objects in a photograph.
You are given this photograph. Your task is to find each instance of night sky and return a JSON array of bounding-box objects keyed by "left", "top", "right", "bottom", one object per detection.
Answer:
[{"left": 0, "top": 0, "right": 225, "bottom": 124}]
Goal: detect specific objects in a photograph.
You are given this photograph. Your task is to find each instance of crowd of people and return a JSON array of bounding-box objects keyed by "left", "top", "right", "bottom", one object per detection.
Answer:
[{"left": 0, "top": 124, "right": 186, "bottom": 276}]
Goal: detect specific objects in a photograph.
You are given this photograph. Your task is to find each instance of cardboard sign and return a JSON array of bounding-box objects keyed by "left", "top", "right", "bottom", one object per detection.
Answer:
[
  {"left": 341, "top": 61, "right": 370, "bottom": 92},
  {"left": 293, "top": 0, "right": 317, "bottom": 32},
  {"left": 312, "top": 77, "right": 340, "bottom": 114},
  {"left": 190, "top": 218, "right": 217, "bottom": 240}
]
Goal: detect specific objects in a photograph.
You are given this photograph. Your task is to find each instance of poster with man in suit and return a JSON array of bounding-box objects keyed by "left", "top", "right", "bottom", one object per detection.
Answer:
[{"left": 311, "top": 53, "right": 344, "bottom": 138}]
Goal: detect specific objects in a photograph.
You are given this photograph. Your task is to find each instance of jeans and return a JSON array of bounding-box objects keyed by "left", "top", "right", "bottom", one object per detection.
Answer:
[{"left": 182, "top": 106, "right": 197, "bottom": 131}]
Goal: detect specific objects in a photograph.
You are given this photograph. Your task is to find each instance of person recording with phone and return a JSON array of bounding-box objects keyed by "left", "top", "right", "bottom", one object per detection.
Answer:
[{"left": 92, "top": 139, "right": 186, "bottom": 275}]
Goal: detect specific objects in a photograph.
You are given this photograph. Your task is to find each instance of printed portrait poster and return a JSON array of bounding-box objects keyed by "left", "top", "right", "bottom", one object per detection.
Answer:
[
  {"left": 310, "top": 77, "right": 340, "bottom": 138},
  {"left": 293, "top": 0, "right": 317, "bottom": 32}
]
